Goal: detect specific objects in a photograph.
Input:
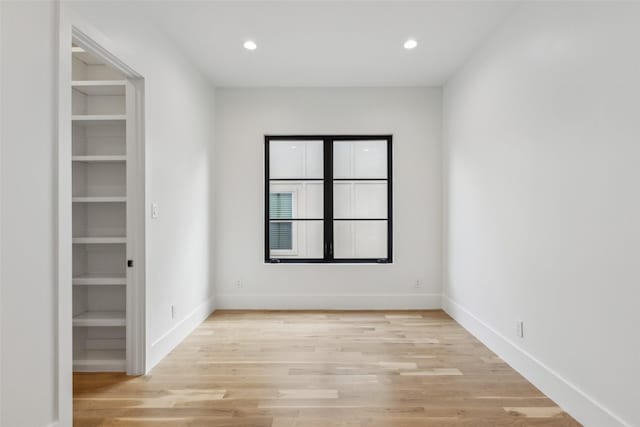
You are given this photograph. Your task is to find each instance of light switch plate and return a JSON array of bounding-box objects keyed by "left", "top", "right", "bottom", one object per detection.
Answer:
[{"left": 151, "top": 203, "right": 159, "bottom": 219}]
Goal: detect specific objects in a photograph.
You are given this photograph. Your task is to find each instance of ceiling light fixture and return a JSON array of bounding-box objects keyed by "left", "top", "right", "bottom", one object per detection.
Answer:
[
  {"left": 404, "top": 39, "right": 418, "bottom": 50},
  {"left": 243, "top": 40, "right": 257, "bottom": 51}
]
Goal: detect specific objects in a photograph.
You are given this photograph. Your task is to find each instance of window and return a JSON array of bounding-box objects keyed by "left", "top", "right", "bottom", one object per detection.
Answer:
[{"left": 265, "top": 135, "right": 392, "bottom": 263}]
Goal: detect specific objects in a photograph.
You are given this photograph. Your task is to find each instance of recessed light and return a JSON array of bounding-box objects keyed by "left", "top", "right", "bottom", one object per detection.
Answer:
[
  {"left": 291, "top": 145, "right": 297, "bottom": 149},
  {"left": 243, "top": 40, "right": 257, "bottom": 51},
  {"left": 404, "top": 39, "right": 418, "bottom": 50}
]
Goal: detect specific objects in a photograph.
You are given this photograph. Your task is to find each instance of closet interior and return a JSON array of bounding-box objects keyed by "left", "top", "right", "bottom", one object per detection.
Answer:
[{"left": 71, "top": 43, "right": 134, "bottom": 372}]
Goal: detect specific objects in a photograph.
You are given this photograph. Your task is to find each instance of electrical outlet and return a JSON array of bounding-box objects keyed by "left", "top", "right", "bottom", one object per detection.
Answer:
[
  {"left": 516, "top": 320, "right": 524, "bottom": 338},
  {"left": 171, "top": 305, "right": 176, "bottom": 319},
  {"left": 414, "top": 279, "right": 422, "bottom": 289},
  {"left": 236, "top": 279, "right": 243, "bottom": 288}
]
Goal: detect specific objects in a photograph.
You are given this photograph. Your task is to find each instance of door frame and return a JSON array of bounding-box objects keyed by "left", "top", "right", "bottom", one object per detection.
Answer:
[{"left": 57, "top": 5, "right": 147, "bottom": 425}]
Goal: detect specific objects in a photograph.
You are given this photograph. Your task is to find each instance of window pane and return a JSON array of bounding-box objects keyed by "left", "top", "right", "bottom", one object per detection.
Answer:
[
  {"left": 269, "top": 193, "right": 292, "bottom": 219},
  {"left": 269, "top": 181, "right": 323, "bottom": 219},
  {"left": 334, "top": 220, "right": 387, "bottom": 259},
  {"left": 270, "top": 222, "right": 292, "bottom": 250},
  {"left": 269, "top": 220, "right": 324, "bottom": 259},
  {"left": 333, "top": 140, "right": 387, "bottom": 179},
  {"left": 269, "top": 140, "right": 323, "bottom": 179},
  {"left": 333, "top": 181, "right": 387, "bottom": 219}
]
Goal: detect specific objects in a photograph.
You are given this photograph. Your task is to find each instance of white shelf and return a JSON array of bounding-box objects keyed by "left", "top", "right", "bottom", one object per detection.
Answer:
[
  {"left": 73, "top": 274, "right": 126, "bottom": 286},
  {"left": 73, "top": 237, "right": 126, "bottom": 244},
  {"left": 73, "top": 349, "right": 126, "bottom": 372},
  {"left": 73, "top": 311, "right": 126, "bottom": 327},
  {"left": 72, "top": 114, "right": 126, "bottom": 122},
  {"left": 72, "top": 46, "right": 104, "bottom": 66},
  {"left": 72, "top": 80, "right": 126, "bottom": 96},
  {"left": 72, "top": 155, "right": 126, "bottom": 162},
  {"left": 72, "top": 196, "right": 126, "bottom": 203}
]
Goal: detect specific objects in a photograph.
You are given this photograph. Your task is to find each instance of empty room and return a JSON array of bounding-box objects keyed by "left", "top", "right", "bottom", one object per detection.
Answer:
[{"left": 1, "top": 1, "right": 638, "bottom": 426}]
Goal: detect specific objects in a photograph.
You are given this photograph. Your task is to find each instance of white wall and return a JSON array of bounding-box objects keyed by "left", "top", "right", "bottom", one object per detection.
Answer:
[
  {"left": 443, "top": 2, "right": 640, "bottom": 426},
  {"left": 215, "top": 88, "right": 442, "bottom": 309},
  {"left": 1, "top": 2, "right": 58, "bottom": 426},
  {"left": 65, "top": 2, "right": 217, "bottom": 370}
]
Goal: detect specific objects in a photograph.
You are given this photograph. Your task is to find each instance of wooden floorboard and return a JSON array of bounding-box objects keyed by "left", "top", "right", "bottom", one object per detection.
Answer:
[{"left": 74, "top": 310, "right": 581, "bottom": 426}]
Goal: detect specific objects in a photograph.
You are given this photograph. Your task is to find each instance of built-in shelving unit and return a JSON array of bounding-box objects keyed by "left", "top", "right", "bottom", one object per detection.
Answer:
[{"left": 72, "top": 42, "right": 132, "bottom": 373}]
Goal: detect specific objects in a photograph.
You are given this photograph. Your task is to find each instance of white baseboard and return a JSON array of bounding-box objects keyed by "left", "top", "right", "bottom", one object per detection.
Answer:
[
  {"left": 148, "top": 296, "right": 215, "bottom": 370},
  {"left": 442, "top": 295, "right": 630, "bottom": 427},
  {"left": 215, "top": 293, "right": 441, "bottom": 310}
]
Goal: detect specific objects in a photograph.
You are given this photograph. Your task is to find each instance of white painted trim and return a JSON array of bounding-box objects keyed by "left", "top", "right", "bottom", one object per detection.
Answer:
[
  {"left": 215, "top": 293, "right": 441, "bottom": 310},
  {"left": 56, "top": 4, "right": 73, "bottom": 427},
  {"left": 45, "top": 422, "right": 59, "bottom": 427},
  {"left": 442, "top": 295, "right": 631, "bottom": 427},
  {"left": 130, "top": 78, "right": 147, "bottom": 375},
  {"left": 148, "top": 297, "right": 216, "bottom": 370},
  {"left": 0, "top": 1, "right": 2, "bottom": 417},
  {"left": 123, "top": 78, "right": 146, "bottom": 376},
  {"left": 72, "top": 27, "right": 141, "bottom": 79}
]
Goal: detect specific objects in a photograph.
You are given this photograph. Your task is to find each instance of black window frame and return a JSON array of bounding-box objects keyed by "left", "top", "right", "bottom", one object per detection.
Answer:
[{"left": 265, "top": 134, "right": 393, "bottom": 264}]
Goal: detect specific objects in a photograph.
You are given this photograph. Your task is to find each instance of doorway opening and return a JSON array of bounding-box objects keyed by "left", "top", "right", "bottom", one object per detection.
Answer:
[{"left": 59, "top": 25, "right": 147, "bottom": 424}]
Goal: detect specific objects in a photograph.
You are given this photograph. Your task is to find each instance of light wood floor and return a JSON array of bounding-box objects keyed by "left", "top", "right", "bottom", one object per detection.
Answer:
[{"left": 74, "top": 310, "right": 581, "bottom": 426}]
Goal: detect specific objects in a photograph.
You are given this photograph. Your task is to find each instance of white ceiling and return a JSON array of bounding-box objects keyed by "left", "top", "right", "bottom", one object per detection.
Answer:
[{"left": 97, "top": 1, "right": 521, "bottom": 87}]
